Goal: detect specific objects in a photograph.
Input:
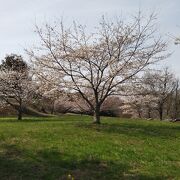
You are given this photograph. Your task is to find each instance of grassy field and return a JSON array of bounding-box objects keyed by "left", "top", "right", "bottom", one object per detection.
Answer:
[{"left": 0, "top": 115, "right": 179, "bottom": 180}]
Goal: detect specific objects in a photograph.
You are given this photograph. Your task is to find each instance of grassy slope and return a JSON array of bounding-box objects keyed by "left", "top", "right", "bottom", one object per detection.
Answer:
[{"left": 0, "top": 115, "right": 179, "bottom": 180}]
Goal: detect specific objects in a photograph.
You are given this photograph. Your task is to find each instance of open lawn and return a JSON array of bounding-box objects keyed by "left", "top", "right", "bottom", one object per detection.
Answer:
[{"left": 0, "top": 115, "right": 179, "bottom": 180}]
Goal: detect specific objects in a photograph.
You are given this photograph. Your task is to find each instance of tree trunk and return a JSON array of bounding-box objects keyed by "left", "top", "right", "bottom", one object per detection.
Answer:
[
  {"left": 51, "top": 101, "right": 55, "bottom": 114},
  {"left": 159, "top": 106, "right": 163, "bottom": 121},
  {"left": 138, "top": 110, "right": 142, "bottom": 118},
  {"left": 93, "top": 106, "right": 101, "bottom": 124},
  {"left": 18, "top": 107, "right": 22, "bottom": 120},
  {"left": 18, "top": 100, "right": 22, "bottom": 120},
  {"left": 147, "top": 108, "right": 151, "bottom": 119},
  {"left": 159, "top": 111, "right": 163, "bottom": 120}
]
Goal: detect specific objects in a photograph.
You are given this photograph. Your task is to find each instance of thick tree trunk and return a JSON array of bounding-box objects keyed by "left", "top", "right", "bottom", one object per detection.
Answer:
[
  {"left": 93, "top": 106, "right": 101, "bottom": 124},
  {"left": 159, "top": 107, "right": 163, "bottom": 121},
  {"left": 18, "top": 109, "right": 22, "bottom": 120},
  {"left": 159, "top": 111, "right": 163, "bottom": 121},
  {"left": 158, "top": 102, "right": 164, "bottom": 121},
  {"left": 17, "top": 106, "right": 22, "bottom": 120}
]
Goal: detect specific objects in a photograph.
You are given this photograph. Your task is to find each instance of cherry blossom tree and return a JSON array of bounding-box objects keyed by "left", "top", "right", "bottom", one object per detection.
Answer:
[
  {"left": 0, "top": 54, "right": 34, "bottom": 120},
  {"left": 124, "top": 94, "right": 157, "bottom": 118},
  {"left": 143, "top": 68, "right": 176, "bottom": 120},
  {"left": 28, "top": 13, "right": 168, "bottom": 124}
]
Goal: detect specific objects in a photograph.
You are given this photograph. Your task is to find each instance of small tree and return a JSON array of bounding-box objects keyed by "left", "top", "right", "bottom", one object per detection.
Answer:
[
  {"left": 124, "top": 92, "right": 157, "bottom": 119},
  {"left": 29, "top": 13, "right": 168, "bottom": 124},
  {"left": 143, "top": 68, "right": 176, "bottom": 120},
  {"left": 0, "top": 54, "right": 34, "bottom": 120}
]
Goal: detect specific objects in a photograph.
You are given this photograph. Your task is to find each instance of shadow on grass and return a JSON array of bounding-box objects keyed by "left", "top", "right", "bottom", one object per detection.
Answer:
[
  {"left": 0, "top": 144, "right": 166, "bottom": 180},
  {"left": 77, "top": 122, "right": 180, "bottom": 139},
  {"left": 0, "top": 116, "right": 85, "bottom": 123}
]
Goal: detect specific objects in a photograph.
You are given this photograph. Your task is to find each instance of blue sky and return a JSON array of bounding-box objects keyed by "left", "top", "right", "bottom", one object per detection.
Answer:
[{"left": 0, "top": 0, "right": 179, "bottom": 76}]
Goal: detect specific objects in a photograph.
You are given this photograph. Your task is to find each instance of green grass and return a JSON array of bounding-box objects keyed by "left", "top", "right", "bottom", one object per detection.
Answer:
[{"left": 0, "top": 115, "right": 179, "bottom": 180}]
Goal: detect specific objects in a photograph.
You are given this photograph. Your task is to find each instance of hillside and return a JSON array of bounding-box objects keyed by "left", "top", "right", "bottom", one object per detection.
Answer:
[{"left": 0, "top": 115, "right": 179, "bottom": 179}]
